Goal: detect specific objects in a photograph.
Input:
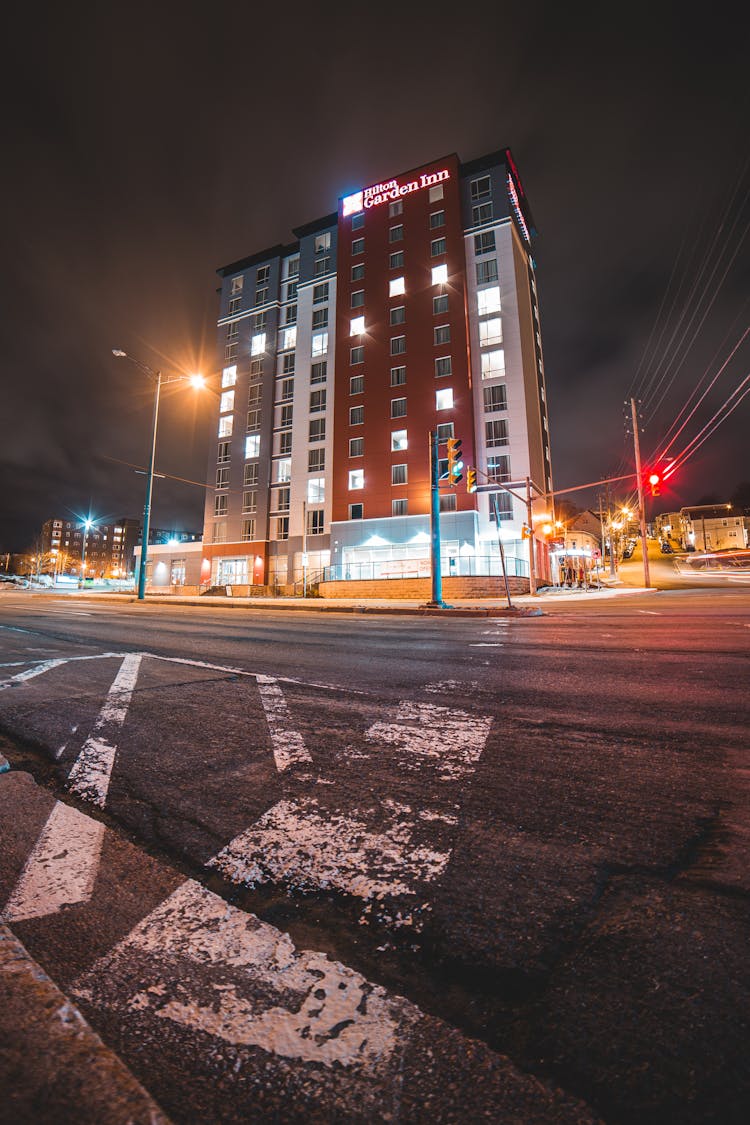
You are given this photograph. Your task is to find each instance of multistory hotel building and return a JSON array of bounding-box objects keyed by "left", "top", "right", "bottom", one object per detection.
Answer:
[{"left": 202, "top": 148, "right": 552, "bottom": 590}]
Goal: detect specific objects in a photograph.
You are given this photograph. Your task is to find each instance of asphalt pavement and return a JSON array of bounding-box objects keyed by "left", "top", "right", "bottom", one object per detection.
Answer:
[{"left": 0, "top": 585, "right": 748, "bottom": 1123}]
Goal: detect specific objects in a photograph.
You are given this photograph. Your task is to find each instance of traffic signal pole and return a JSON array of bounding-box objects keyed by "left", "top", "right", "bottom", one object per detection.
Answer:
[
  {"left": 426, "top": 430, "right": 447, "bottom": 609},
  {"left": 630, "top": 397, "right": 651, "bottom": 589}
]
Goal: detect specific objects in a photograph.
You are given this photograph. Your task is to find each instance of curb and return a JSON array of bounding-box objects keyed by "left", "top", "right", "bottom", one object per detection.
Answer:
[{"left": 0, "top": 921, "right": 172, "bottom": 1124}]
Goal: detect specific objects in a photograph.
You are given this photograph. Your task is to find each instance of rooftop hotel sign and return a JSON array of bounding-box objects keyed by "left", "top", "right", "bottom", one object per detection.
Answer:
[{"left": 342, "top": 168, "right": 450, "bottom": 217}]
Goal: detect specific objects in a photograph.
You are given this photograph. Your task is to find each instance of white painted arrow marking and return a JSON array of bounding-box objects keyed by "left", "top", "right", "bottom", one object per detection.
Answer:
[
  {"left": 73, "top": 879, "right": 416, "bottom": 1071},
  {"left": 366, "top": 700, "right": 492, "bottom": 781},
  {"left": 66, "top": 653, "right": 142, "bottom": 808},
  {"left": 0, "top": 658, "right": 68, "bottom": 691},
  {"left": 256, "top": 675, "right": 312, "bottom": 771},
  {"left": 3, "top": 802, "right": 105, "bottom": 922}
]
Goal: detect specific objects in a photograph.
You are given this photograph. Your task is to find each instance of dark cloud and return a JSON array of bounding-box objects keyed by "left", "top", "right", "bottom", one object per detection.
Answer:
[{"left": 1, "top": 2, "right": 747, "bottom": 549}]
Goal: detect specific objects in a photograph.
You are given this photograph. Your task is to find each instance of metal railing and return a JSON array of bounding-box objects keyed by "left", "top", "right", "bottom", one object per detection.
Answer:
[{"left": 323, "top": 555, "right": 529, "bottom": 582}]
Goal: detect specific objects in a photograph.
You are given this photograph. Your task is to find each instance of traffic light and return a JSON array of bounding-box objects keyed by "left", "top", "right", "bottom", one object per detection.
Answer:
[
  {"left": 648, "top": 472, "right": 661, "bottom": 496},
  {"left": 466, "top": 466, "right": 477, "bottom": 493},
  {"left": 446, "top": 437, "right": 463, "bottom": 485}
]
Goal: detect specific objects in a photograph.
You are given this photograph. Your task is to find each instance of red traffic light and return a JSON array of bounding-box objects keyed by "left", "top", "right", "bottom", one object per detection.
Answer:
[{"left": 648, "top": 472, "right": 661, "bottom": 496}]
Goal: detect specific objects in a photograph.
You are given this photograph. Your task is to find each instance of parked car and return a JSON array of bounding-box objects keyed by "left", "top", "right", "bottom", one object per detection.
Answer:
[
  {"left": 622, "top": 548, "right": 633, "bottom": 559},
  {"left": 660, "top": 542, "right": 673, "bottom": 554}
]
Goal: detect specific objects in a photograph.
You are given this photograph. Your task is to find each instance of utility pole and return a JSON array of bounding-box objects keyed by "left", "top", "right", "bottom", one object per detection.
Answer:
[
  {"left": 525, "top": 477, "right": 537, "bottom": 596},
  {"left": 426, "top": 430, "right": 447, "bottom": 608},
  {"left": 630, "top": 397, "right": 651, "bottom": 589}
]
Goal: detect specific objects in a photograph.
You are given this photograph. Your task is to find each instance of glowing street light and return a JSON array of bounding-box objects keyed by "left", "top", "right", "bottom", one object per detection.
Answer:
[
  {"left": 112, "top": 349, "right": 205, "bottom": 600},
  {"left": 79, "top": 517, "right": 94, "bottom": 588}
]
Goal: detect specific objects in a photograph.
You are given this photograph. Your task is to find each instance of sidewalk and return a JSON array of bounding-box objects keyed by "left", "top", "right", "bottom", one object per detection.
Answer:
[{"left": 25, "top": 582, "right": 657, "bottom": 616}]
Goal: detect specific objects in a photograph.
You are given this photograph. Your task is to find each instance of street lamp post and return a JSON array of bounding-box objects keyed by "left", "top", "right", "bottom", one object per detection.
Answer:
[
  {"left": 112, "top": 350, "right": 205, "bottom": 601},
  {"left": 79, "top": 518, "right": 93, "bottom": 588}
]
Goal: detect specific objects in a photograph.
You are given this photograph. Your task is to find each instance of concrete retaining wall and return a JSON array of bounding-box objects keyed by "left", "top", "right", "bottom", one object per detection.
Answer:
[{"left": 318, "top": 576, "right": 530, "bottom": 599}]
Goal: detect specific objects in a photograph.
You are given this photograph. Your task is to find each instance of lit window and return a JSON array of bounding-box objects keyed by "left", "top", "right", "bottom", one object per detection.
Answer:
[
  {"left": 390, "top": 336, "right": 406, "bottom": 356},
  {"left": 350, "top": 315, "right": 365, "bottom": 335},
  {"left": 436, "top": 388, "right": 453, "bottom": 411},
  {"left": 311, "top": 331, "right": 328, "bottom": 356},
  {"left": 481, "top": 349, "right": 505, "bottom": 379},
  {"left": 391, "top": 397, "right": 407, "bottom": 418},
  {"left": 352, "top": 238, "right": 365, "bottom": 255},
  {"left": 279, "top": 326, "right": 297, "bottom": 351},
  {"left": 391, "top": 463, "right": 407, "bottom": 485},
  {"left": 479, "top": 318, "right": 502, "bottom": 347},
  {"left": 245, "top": 434, "right": 260, "bottom": 459},
  {"left": 351, "top": 289, "right": 365, "bottom": 308},
  {"left": 251, "top": 332, "right": 266, "bottom": 356},
  {"left": 390, "top": 365, "right": 406, "bottom": 386},
  {"left": 350, "top": 405, "right": 364, "bottom": 425},
  {"left": 430, "top": 237, "right": 447, "bottom": 257},
  {"left": 477, "top": 286, "right": 501, "bottom": 315},
  {"left": 390, "top": 276, "right": 405, "bottom": 297},
  {"left": 220, "top": 390, "right": 235, "bottom": 414},
  {"left": 222, "top": 365, "right": 237, "bottom": 387},
  {"left": 315, "top": 232, "right": 332, "bottom": 253},
  {"left": 348, "top": 469, "right": 364, "bottom": 490},
  {"left": 307, "top": 477, "right": 325, "bottom": 504},
  {"left": 391, "top": 429, "right": 407, "bottom": 451},
  {"left": 434, "top": 325, "right": 451, "bottom": 345},
  {"left": 275, "top": 458, "right": 291, "bottom": 482},
  {"left": 432, "top": 264, "right": 448, "bottom": 285},
  {"left": 349, "top": 437, "right": 363, "bottom": 457},
  {"left": 230, "top": 275, "right": 244, "bottom": 294}
]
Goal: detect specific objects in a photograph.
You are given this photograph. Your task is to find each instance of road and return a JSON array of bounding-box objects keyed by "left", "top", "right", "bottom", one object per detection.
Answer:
[{"left": 1, "top": 588, "right": 748, "bottom": 1123}]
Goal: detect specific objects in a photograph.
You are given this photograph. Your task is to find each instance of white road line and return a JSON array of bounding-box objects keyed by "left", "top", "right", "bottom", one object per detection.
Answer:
[
  {"left": 72, "top": 879, "right": 416, "bottom": 1072},
  {"left": 469, "top": 642, "right": 504, "bottom": 647},
  {"left": 209, "top": 797, "right": 450, "bottom": 902},
  {"left": 256, "top": 676, "right": 313, "bottom": 771},
  {"left": 2, "top": 802, "right": 105, "bottom": 922},
  {"left": 66, "top": 654, "right": 142, "bottom": 808},
  {"left": 0, "top": 658, "right": 69, "bottom": 691}
]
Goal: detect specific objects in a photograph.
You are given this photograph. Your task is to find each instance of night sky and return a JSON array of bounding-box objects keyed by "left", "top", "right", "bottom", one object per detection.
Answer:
[{"left": 1, "top": 3, "right": 747, "bottom": 553}]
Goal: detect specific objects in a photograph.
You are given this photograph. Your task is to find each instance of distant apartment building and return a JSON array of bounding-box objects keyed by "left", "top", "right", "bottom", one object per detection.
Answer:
[
  {"left": 202, "top": 147, "right": 552, "bottom": 591},
  {"left": 41, "top": 518, "right": 201, "bottom": 577},
  {"left": 679, "top": 506, "right": 748, "bottom": 551}
]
